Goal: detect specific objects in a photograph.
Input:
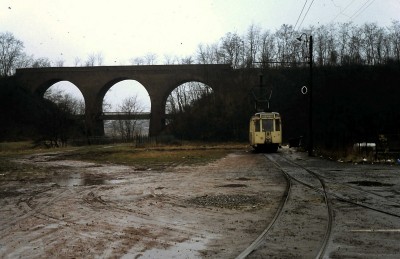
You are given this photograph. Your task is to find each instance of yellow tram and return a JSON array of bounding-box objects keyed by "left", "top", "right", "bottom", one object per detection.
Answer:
[{"left": 249, "top": 112, "right": 282, "bottom": 152}]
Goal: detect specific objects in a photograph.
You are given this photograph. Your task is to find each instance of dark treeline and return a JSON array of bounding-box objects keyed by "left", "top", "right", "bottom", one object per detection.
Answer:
[{"left": 196, "top": 21, "right": 400, "bottom": 68}]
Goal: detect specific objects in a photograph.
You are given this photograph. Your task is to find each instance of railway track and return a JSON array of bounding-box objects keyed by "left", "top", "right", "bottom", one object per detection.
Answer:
[
  {"left": 273, "top": 154, "right": 334, "bottom": 258},
  {"left": 238, "top": 151, "right": 400, "bottom": 258},
  {"left": 236, "top": 153, "right": 333, "bottom": 258},
  {"left": 235, "top": 155, "right": 292, "bottom": 259},
  {"left": 281, "top": 154, "right": 400, "bottom": 218}
]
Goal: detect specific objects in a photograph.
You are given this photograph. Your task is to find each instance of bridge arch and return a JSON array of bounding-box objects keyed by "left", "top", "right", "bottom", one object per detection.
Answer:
[
  {"left": 163, "top": 79, "right": 214, "bottom": 106},
  {"left": 97, "top": 78, "right": 150, "bottom": 112},
  {"left": 102, "top": 79, "right": 151, "bottom": 137},
  {"left": 15, "top": 64, "right": 236, "bottom": 137},
  {"left": 164, "top": 80, "right": 213, "bottom": 113},
  {"left": 34, "top": 80, "right": 86, "bottom": 119},
  {"left": 35, "top": 78, "right": 82, "bottom": 98}
]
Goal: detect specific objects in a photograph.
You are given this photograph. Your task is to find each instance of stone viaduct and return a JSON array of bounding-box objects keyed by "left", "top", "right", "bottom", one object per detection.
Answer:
[{"left": 15, "top": 64, "right": 256, "bottom": 136}]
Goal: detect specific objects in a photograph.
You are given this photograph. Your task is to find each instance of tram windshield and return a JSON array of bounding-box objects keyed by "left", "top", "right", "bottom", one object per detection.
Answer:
[{"left": 262, "top": 119, "right": 274, "bottom": 132}]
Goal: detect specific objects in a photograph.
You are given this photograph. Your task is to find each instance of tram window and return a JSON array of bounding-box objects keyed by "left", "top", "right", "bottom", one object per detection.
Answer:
[
  {"left": 275, "top": 119, "right": 281, "bottom": 131},
  {"left": 262, "top": 119, "right": 273, "bottom": 132},
  {"left": 254, "top": 120, "right": 260, "bottom": 132}
]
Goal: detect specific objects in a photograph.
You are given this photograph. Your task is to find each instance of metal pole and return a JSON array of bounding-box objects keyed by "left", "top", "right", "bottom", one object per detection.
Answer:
[{"left": 308, "top": 35, "right": 313, "bottom": 156}]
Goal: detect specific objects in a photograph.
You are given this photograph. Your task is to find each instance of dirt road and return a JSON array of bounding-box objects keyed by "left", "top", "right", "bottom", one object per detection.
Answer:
[{"left": 0, "top": 149, "right": 286, "bottom": 258}]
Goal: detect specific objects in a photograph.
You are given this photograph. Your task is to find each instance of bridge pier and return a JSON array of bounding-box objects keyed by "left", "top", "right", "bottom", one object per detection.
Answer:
[
  {"left": 81, "top": 87, "right": 106, "bottom": 137},
  {"left": 149, "top": 101, "right": 165, "bottom": 137},
  {"left": 84, "top": 110, "right": 105, "bottom": 137}
]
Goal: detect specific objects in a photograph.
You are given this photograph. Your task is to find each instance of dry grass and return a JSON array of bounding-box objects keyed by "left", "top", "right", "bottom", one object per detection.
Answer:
[
  {"left": 0, "top": 141, "right": 248, "bottom": 169},
  {"left": 61, "top": 143, "right": 246, "bottom": 167},
  {"left": 0, "top": 141, "right": 247, "bottom": 181}
]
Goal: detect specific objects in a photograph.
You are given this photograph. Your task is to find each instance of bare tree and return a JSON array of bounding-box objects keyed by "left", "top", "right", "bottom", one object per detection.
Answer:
[
  {"left": 196, "top": 43, "right": 209, "bottom": 64},
  {"left": 259, "top": 30, "right": 276, "bottom": 67},
  {"left": 337, "top": 22, "right": 351, "bottom": 64},
  {"left": 83, "top": 52, "right": 103, "bottom": 66},
  {"left": 196, "top": 43, "right": 221, "bottom": 64},
  {"left": 220, "top": 32, "right": 243, "bottom": 68},
  {"left": 42, "top": 88, "right": 84, "bottom": 146},
  {"left": 95, "top": 52, "right": 104, "bottom": 65},
  {"left": 130, "top": 57, "right": 145, "bottom": 65},
  {"left": 192, "top": 21, "right": 400, "bottom": 68},
  {"left": 245, "top": 24, "right": 262, "bottom": 68},
  {"left": 362, "top": 23, "right": 380, "bottom": 65},
  {"left": 0, "top": 32, "right": 25, "bottom": 77},
  {"left": 166, "top": 82, "right": 212, "bottom": 114},
  {"left": 180, "top": 56, "right": 194, "bottom": 64},
  {"left": 129, "top": 53, "right": 157, "bottom": 65},
  {"left": 73, "top": 57, "right": 82, "bottom": 67},
  {"left": 389, "top": 21, "right": 400, "bottom": 62},
  {"left": 32, "top": 57, "right": 52, "bottom": 68},
  {"left": 15, "top": 53, "right": 34, "bottom": 69},
  {"left": 163, "top": 54, "right": 180, "bottom": 65},
  {"left": 144, "top": 53, "right": 157, "bottom": 65},
  {"left": 274, "top": 24, "right": 295, "bottom": 66},
  {"left": 325, "top": 24, "right": 338, "bottom": 65},
  {"left": 44, "top": 88, "right": 83, "bottom": 115},
  {"left": 54, "top": 59, "right": 65, "bottom": 67},
  {"left": 84, "top": 54, "right": 96, "bottom": 66},
  {"left": 110, "top": 95, "right": 144, "bottom": 141},
  {"left": 348, "top": 25, "right": 364, "bottom": 64},
  {"left": 314, "top": 25, "right": 332, "bottom": 66}
]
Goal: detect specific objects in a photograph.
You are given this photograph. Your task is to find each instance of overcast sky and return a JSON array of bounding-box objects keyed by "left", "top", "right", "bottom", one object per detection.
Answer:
[
  {"left": 2, "top": 0, "right": 400, "bottom": 111},
  {"left": 3, "top": 0, "right": 400, "bottom": 66}
]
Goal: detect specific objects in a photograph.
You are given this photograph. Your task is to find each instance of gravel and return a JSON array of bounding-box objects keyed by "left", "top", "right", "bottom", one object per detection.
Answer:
[{"left": 187, "top": 194, "right": 263, "bottom": 209}]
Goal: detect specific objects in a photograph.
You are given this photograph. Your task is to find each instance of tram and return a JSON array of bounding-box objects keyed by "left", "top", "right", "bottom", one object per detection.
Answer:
[{"left": 249, "top": 111, "right": 282, "bottom": 152}]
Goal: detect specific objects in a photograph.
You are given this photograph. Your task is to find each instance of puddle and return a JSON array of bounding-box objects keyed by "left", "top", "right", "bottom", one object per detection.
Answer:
[
  {"left": 51, "top": 173, "right": 128, "bottom": 187},
  {"left": 348, "top": 181, "right": 395, "bottom": 187}
]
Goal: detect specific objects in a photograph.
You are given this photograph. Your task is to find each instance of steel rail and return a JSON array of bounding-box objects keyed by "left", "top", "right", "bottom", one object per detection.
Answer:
[
  {"left": 235, "top": 155, "right": 292, "bottom": 259},
  {"left": 282, "top": 155, "right": 400, "bottom": 218},
  {"left": 272, "top": 154, "right": 333, "bottom": 259}
]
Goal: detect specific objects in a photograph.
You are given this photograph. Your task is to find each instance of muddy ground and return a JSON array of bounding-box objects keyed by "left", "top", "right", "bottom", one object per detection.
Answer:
[
  {"left": 1, "top": 146, "right": 400, "bottom": 258},
  {"left": 0, "top": 147, "right": 286, "bottom": 258}
]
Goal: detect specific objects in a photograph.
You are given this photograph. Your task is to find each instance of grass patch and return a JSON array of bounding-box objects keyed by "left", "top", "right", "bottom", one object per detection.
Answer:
[
  {"left": 0, "top": 158, "right": 52, "bottom": 181},
  {"left": 0, "top": 141, "right": 35, "bottom": 155},
  {"left": 0, "top": 141, "right": 76, "bottom": 156},
  {"left": 0, "top": 142, "right": 245, "bottom": 177},
  {"left": 60, "top": 144, "right": 238, "bottom": 167}
]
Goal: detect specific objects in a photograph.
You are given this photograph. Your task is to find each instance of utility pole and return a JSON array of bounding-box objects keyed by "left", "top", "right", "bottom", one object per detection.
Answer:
[
  {"left": 308, "top": 35, "right": 313, "bottom": 157},
  {"left": 296, "top": 34, "right": 313, "bottom": 156}
]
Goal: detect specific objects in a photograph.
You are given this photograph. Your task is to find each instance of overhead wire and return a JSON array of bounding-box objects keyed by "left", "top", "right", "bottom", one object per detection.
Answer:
[
  {"left": 293, "top": 0, "right": 309, "bottom": 32},
  {"left": 296, "top": 0, "right": 375, "bottom": 32},
  {"left": 349, "top": 0, "right": 375, "bottom": 21},
  {"left": 297, "top": 0, "right": 316, "bottom": 31},
  {"left": 330, "top": 0, "right": 356, "bottom": 23}
]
